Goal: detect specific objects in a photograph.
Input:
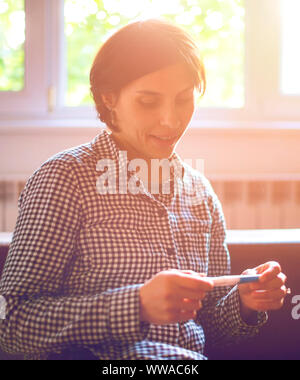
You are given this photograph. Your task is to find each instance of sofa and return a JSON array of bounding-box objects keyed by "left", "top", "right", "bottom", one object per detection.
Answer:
[{"left": 1, "top": 230, "right": 299, "bottom": 360}]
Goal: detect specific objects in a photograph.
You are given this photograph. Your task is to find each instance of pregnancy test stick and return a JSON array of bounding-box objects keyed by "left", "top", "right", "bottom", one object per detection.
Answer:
[{"left": 208, "top": 274, "right": 261, "bottom": 287}]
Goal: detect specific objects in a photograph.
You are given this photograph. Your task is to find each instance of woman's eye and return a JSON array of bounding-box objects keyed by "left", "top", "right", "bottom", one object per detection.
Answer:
[
  {"left": 138, "top": 98, "right": 158, "bottom": 108},
  {"left": 140, "top": 96, "right": 157, "bottom": 104},
  {"left": 138, "top": 95, "right": 194, "bottom": 108}
]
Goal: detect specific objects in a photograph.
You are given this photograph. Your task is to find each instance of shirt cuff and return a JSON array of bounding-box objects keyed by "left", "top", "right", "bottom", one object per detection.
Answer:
[
  {"left": 108, "top": 284, "right": 150, "bottom": 344},
  {"left": 227, "top": 285, "right": 268, "bottom": 338}
]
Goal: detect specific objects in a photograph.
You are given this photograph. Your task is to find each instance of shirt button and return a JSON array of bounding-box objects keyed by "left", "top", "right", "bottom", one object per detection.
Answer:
[{"left": 166, "top": 248, "right": 176, "bottom": 256}]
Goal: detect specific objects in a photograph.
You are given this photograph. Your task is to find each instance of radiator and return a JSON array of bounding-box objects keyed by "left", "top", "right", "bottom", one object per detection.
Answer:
[
  {"left": 210, "top": 176, "right": 300, "bottom": 229},
  {"left": 0, "top": 177, "right": 299, "bottom": 231}
]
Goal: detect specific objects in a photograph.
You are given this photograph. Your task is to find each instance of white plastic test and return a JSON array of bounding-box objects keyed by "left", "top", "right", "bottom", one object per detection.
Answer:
[{"left": 207, "top": 274, "right": 261, "bottom": 287}]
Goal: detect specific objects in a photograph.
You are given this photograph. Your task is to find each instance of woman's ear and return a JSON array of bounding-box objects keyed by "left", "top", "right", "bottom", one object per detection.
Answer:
[{"left": 101, "top": 93, "right": 117, "bottom": 110}]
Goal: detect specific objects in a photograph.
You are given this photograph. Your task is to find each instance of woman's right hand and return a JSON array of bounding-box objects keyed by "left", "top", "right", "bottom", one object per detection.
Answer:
[{"left": 139, "top": 269, "right": 214, "bottom": 325}]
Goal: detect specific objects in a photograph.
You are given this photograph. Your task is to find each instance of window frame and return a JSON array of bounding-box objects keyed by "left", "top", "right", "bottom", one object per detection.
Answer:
[
  {"left": 0, "top": 0, "right": 48, "bottom": 116},
  {"left": 0, "top": 0, "right": 299, "bottom": 127}
]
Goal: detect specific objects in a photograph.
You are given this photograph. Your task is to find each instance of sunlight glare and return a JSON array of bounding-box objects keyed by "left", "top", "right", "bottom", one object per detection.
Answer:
[
  {"left": 0, "top": 0, "right": 9, "bottom": 14},
  {"left": 176, "top": 12, "right": 195, "bottom": 26},
  {"left": 205, "top": 11, "right": 224, "bottom": 31},
  {"left": 281, "top": 0, "right": 300, "bottom": 94},
  {"left": 7, "top": 10, "right": 25, "bottom": 49},
  {"left": 65, "top": 0, "right": 97, "bottom": 24}
]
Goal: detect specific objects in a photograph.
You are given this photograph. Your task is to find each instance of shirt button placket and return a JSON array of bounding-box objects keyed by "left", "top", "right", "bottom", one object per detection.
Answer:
[{"left": 156, "top": 204, "right": 179, "bottom": 268}]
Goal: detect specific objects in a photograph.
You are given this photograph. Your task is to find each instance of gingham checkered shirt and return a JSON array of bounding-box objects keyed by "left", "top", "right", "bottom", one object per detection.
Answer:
[{"left": 0, "top": 129, "right": 267, "bottom": 360}]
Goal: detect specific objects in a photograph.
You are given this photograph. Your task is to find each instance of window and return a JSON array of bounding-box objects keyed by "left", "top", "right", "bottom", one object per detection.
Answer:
[
  {"left": 260, "top": 0, "right": 300, "bottom": 120},
  {"left": 0, "top": 0, "right": 299, "bottom": 125},
  {"left": 0, "top": 0, "right": 25, "bottom": 91},
  {"left": 0, "top": 0, "right": 48, "bottom": 116},
  {"left": 64, "top": 0, "right": 245, "bottom": 109},
  {"left": 281, "top": 0, "right": 300, "bottom": 95}
]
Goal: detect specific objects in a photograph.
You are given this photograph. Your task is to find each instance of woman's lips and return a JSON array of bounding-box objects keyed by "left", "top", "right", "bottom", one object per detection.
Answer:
[{"left": 149, "top": 134, "right": 178, "bottom": 147}]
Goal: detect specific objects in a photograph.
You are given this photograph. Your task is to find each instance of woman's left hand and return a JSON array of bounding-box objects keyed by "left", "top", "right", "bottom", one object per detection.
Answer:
[{"left": 238, "top": 261, "right": 288, "bottom": 317}]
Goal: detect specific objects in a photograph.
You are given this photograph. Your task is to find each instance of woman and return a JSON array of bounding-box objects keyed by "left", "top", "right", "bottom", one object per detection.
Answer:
[{"left": 0, "top": 19, "right": 287, "bottom": 360}]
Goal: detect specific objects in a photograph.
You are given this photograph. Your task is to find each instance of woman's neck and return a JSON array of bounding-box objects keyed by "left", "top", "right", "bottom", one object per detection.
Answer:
[{"left": 110, "top": 132, "right": 173, "bottom": 192}]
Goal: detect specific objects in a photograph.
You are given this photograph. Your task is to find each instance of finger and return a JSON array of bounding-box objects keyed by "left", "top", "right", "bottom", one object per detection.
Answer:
[
  {"left": 171, "top": 288, "right": 208, "bottom": 302},
  {"left": 250, "top": 272, "right": 287, "bottom": 291},
  {"left": 256, "top": 261, "right": 281, "bottom": 282},
  {"left": 173, "top": 272, "right": 214, "bottom": 292},
  {"left": 254, "top": 261, "right": 281, "bottom": 274},
  {"left": 181, "top": 270, "right": 206, "bottom": 277},
  {"left": 179, "top": 298, "right": 202, "bottom": 311},
  {"left": 242, "top": 268, "right": 258, "bottom": 276},
  {"left": 250, "top": 286, "right": 287, "bottom": 301}
]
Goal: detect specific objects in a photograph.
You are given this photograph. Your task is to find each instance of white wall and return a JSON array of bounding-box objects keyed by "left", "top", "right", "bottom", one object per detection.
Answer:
[{"left": 0, "top": 124, "right": 300, "bottom": 180}]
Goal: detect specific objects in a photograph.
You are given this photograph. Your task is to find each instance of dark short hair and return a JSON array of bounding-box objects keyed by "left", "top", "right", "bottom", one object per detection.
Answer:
[{"left": 90, "top": 18, "right": 206, "bottom": 131}]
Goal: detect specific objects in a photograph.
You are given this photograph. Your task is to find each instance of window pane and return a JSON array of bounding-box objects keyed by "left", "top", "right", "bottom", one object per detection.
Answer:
[
  {"left": 64, "top": 0, "right": 244, "bottom": 108},
  {"left": 0, "top": 0, "right": 25, "bottom": 91},
  {"left": 281, "top": 0, "right": 300, "bottom": 95}
]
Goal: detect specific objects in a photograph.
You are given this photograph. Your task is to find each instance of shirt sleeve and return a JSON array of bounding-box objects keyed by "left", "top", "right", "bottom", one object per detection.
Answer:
[
  {"left": 0, "top": 159, "right": 149, "bottom": 356},
  {"left": 196, "top": 191, "right": 268, "bottom": 348}
]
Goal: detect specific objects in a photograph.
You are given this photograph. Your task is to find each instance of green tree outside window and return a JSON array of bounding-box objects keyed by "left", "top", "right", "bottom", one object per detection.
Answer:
[
  {"left": 64, "top": 0, "right": 245, "bottom": 108},
  {"left": 0, "top": 0, "right": 25, "bottom": 91}
]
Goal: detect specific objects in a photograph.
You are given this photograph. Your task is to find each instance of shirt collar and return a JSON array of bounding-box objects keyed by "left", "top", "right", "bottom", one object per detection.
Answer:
[
  {"left": 104, "top": 128, "right": 185, "bottom": 177},
  {"left": 94, "top": 128, "right": 186, "bottom": 197}
]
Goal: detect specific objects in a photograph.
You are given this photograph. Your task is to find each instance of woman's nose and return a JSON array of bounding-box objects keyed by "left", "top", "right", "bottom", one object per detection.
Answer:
[{"left": 159, "top": 104, "right": 181, "bottom": 129}]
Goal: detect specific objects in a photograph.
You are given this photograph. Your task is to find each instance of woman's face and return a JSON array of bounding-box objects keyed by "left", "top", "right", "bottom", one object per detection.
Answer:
[{"left": 106, "top": 62, "right": 196, "bottom": 162}]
